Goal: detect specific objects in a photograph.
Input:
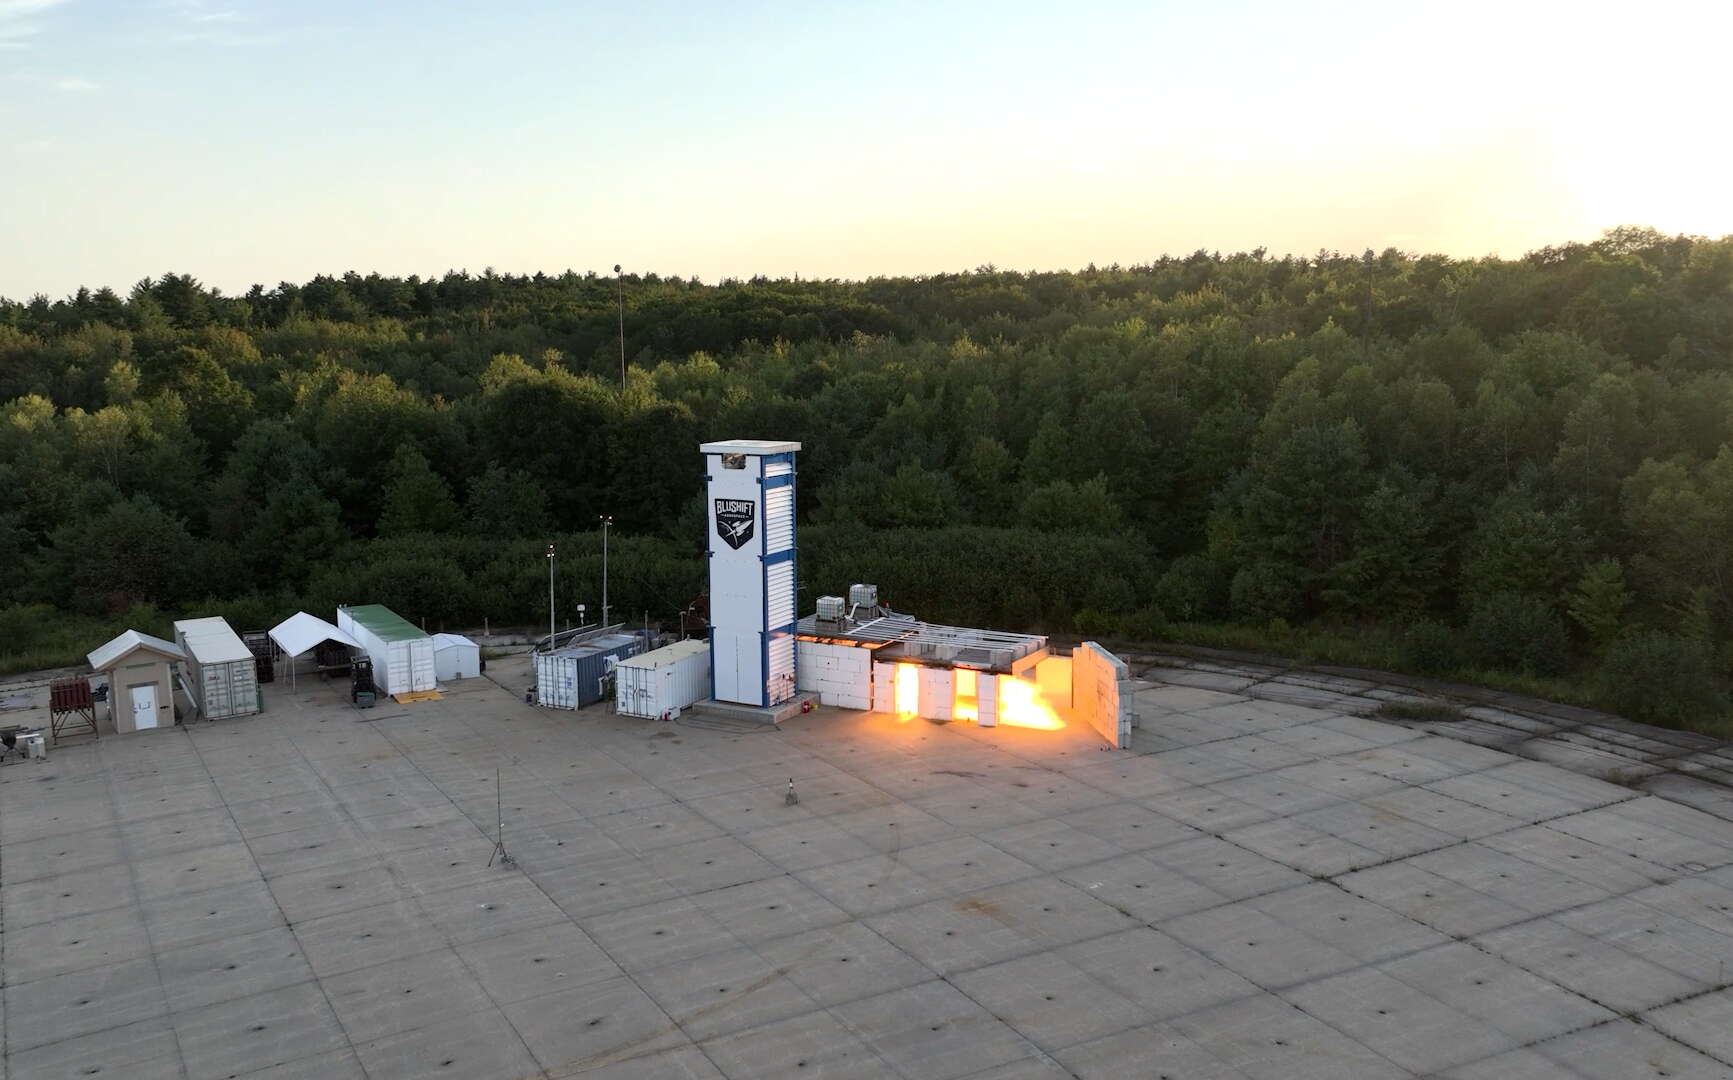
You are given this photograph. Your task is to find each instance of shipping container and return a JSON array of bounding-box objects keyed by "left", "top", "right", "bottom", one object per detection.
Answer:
[
  {"left": 615, "top": 639, "right": 710, "bottom": 718},
  {"left": 535, "top": 633, "right": 641, "bottom": 709},
  {"left": 337, "top": 605, "right": 436, "bottom": 696},
  {"left": 430, "top": 633, "right": 480, "bottom": 681},
  {"left": 173, "top": 617, "right": 260, "bottom": 720}
]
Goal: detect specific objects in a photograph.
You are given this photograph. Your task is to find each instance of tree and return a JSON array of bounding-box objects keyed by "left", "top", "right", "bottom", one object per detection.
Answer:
[
  {"left": 1460, "top": 488, "right": 1587, "bottom": 608},
  {"left": 1567, "top": 559, "right": 1632, "bottom": 653},
  {"left": 378, "top": 445, "right": 461, "bottom": 536},
  {"left": 1021, "top": 476, "right": 1124, "bottom": 535},
  {"left": 49, "top": 495, "right": 199, "bottom": 612},
  {"left": 465, "top": 464, "right": 551, "bottom": 537}
]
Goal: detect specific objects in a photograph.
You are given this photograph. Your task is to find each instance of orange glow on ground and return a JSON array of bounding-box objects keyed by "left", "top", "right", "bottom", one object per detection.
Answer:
[
  {"left": 895, "top": 663, "right": 919, "bottom": 719},
  {"left": 996, "top": 676, "right": 1066, "bottom": 730}
]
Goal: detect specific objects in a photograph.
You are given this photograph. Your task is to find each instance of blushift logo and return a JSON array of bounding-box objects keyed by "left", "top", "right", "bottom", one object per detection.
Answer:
[{"left": 715, "top": 500, "right": 756, "bottom": 550}]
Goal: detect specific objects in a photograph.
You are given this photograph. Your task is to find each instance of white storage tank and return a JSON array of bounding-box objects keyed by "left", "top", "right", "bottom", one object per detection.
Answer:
[
  {"left": 173, "top": 616, "right": 260, "bottom": 720},
  {"left": 430, "top": 633, "right": 480, "bottom": 681},
  {"left": 615, "top": 639, "right": 711, "bottom": 719},
  {"left": 337, "top": 605, "right": 436, "bottom": 696}
]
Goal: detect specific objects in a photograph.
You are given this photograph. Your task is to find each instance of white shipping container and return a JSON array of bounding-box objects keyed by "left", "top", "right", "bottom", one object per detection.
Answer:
[
  {"left": 337, "top": 605, "right": 436, "bottom": 696},
  {"left": 615, "top": 639, "right": 711, "bottom": 719},
  {"left": 173, "top": 616, "right": 259, "bottom": 720}
]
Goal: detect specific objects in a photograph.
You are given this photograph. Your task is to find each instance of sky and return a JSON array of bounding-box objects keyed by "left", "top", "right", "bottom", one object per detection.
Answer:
[{"left": 2, "top": 0, "right": 1730, "bottom": 299}]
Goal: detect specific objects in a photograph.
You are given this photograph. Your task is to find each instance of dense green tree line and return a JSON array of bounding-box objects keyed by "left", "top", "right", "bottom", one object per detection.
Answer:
[{"left": 4, "top": 226, "right": 1732, "bottom": 727}]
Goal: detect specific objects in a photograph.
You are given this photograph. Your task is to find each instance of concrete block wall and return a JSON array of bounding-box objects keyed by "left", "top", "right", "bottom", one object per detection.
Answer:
[
  {"left": 795, "top": 641, "right": 872, "bottom": 710},
  {"left": 1074, "top": 642, "right": 1133, "bottom": 748}
]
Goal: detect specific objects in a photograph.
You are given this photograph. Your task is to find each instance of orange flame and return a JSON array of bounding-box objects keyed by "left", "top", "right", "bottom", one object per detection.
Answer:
[
  {"left": 996, "top": 676, "right": 1066, "bottom": 730},
  {"left": 895, "top": 662, "right": 919, "bottom": 720}
]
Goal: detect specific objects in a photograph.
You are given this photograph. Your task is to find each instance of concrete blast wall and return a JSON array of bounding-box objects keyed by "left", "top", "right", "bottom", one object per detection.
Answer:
[{"left": 1074, "top": 642, "right": 1133, "bottom": 748}]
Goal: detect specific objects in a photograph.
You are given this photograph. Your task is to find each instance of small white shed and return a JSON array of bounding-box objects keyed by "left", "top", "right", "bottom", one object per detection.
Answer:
[{"left": 431, "top": 633, "right": 480, "bottom": 681}]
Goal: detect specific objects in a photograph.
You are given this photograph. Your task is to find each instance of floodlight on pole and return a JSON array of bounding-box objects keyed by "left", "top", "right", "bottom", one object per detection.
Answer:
[
  {"left": 546, "top": 543, "right": 556, "bottom": 650},
  {"left": 599, "top": 516, "right": 613, "bottom": 628}
]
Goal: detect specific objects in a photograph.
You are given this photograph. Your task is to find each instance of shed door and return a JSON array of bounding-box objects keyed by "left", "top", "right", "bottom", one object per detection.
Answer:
[{"left": 131, "top": 684, "right": 158, "bottom": 730}]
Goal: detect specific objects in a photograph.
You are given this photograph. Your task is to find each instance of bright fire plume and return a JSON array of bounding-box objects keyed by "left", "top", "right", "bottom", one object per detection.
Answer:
[
  {"left": 996, "top": 676, "right": 1065, "bottom": 730},
  {"left": 895, "top": 662, "right": 919, "bottom": 718}
]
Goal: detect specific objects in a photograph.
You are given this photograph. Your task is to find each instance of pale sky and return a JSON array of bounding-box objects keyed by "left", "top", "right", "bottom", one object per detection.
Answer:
[{"left": 3, "top": 0, "right": 1729, "bottom": 300}]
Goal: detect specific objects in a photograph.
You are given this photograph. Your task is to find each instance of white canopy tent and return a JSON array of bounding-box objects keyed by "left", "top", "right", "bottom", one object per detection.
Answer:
[
  {"left": 430, "top": 633, "right": 480, "bottom": 681},
  {"left": 268, "top": 612, "right": 364, "bottom": 688}
]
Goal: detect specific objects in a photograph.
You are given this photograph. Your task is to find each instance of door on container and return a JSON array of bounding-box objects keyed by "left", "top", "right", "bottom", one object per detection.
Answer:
[
  {"left": 409, "top": 641, "right": 436, "bottom": 691},
  {"left": 203, "top": 663, "right": 233, "bottom": 717},
  {"left": 131, "top": 684, "right": 158, "bottom": 730},
  {"left": 386, "top": 643, "right": 411, "bottom": 697}
]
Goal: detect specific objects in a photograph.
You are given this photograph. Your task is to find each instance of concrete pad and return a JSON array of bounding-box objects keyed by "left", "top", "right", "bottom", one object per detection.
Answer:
[
  {"left": 1474, "top": 917, "right": 1702, "bottom": 1012},
  {"left": 1060, "top": 926, "right": 1259, "bottom": 1021},
  {"left": 321, "top": 948, "right": 494, "bottom": 1043},
  {"left": 131, "top": 840, "right": 263, "bottom": 899},
  {"left": 1145, "top": 785, "right": 1275, "bottom": 831},
  {"left": 756, "top": 921, "right": 935, "bottom": 1008},
  {"left": 1646, "top": 989, "right": 1733, "bottom": 1065},
  {"left": 796, "top": 852, "right": 944, "bottom": 917},
  {"left": 1279, "top": 966, "right": 1516, "bottom": 1073},
  {"left": 1056, "top": 1022, "right": 1252, "bottom": 1079},
  {"left": 501, "top": 976, "right": 685, "bottom": 1074},
  {"left": 0, "top": 827, "right": 125, "bottom": 881},
  {"left": 581, "top": 896, "right": 743, "bottom": 971},
  {"left": 3, "top": 956, "right": 166, "bottom": 1050},
  {"left": 640, "top": 835, "right": 785, "bottom": 894},
  {"left": 5, "top": 902, "right": 153, "bottom": 983},
  {"left": 1555, "top": 896, "right": 1733, "bottom": 985},
  {"left": 950, "top": 951, "right": 1153, "bottom": 1051},
  {"left": 1222, "top": 817, "right": 1383, "bottom": 876},
  {"left": 1380, "top": 942, "right": 1614, "bottom": 1044},
  {"left": 0, "top": 860, "right": 136, "bottom": 927},
  {"left": 832, "top": 980, "right": 1037, "bottom": 1080},
  {"left": 1248, "top": 883, "right": 1450, "bottom": 962},
  {"left": 266, "top": 860, "right": 408, "bottom": 924},
  {"left": 636, "top": 943, "right": 820, "bottom": 1041},
  {"left": 594, "top": 802, "right": 726, "bottom": 853},
  {"left": 1058, "top": 853, "right": 1229, "bottom": 923},
  {"left": 2, "top": 1016, "right": 183, "bottom": 1080},
  {"left": 688, "top": 875, "right": 851, "bottom": 945},
  {"left": 699, "top": 1009, "right": 893, "bottom": 1079},
  {"left": 293, "top": 899, "right": 442, "bottom": 978},
  {"left": 1480, "top": 824, "right": 1674, "bottom": 893},
  {"left": 140, "top": 879, "right": 287, "bottom": 951},
  {"left": 1146, "top": 836, "right": 1312, "bottom": 901},
  {"left": 1163, "top": 901, "right": 1363, "bottom": 989},
  {"left": 1336, "top": 861, "right": 1532, "bottom": 937},
  {"left": 1409, "top": 843, "right": 1614, "bottom": 916},
  {"left": 1533, "top": 1019, "right": 1733, "bottom": 1080},
  {"left": 1166, "top": 993, "right": 1410, "bottom": 1080},
  {"left": 355, "top": 1004, "right": 540, "bottom": 1080},
  {"left": 172, "top": 981, "right": 349, "bottom": 1080},
  {"left": 119, "top": 806, "right": 245, "bottom": 859},
  {"left": 550, "top": 1044, "right": 722, "bottom": 1079},
  {"left": 154, "top": 926, "right": 314, "bottom": 1013},
  {"left": 1057, "top": 802, "right": 1202, "bottom": 852},
  {"left": 454, "top": 921, "right": 621, "bottom": 1003},
  {"left": 532, "top": 850, "right": 682, "bottom": 920},
  {"left": 738, "top": 816, "right": 881, "bottom": 871},
  {"left": 235, "top": 1046, "right": 367, "bottom": 1079}
]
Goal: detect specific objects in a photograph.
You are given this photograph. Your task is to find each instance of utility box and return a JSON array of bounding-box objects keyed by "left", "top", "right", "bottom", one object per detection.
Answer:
[
  {"left": 173, "top": 617, "right": 260, "bottom": 720},
  {"left": 337, "top": 605, "right": 436, "bottom": 697},
  {"left": 615, "top": 639, "right": 710, "bottom": 719}
]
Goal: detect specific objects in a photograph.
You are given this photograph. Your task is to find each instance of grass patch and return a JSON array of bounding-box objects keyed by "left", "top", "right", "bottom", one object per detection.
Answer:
[{"left": 1375, "top": 700, "right": 1466, "bottom": 723}]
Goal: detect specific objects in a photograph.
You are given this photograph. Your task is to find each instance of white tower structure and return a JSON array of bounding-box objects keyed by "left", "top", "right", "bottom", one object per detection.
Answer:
[{"left": 702, "top": 439, "right": 800, "bottom": 706}]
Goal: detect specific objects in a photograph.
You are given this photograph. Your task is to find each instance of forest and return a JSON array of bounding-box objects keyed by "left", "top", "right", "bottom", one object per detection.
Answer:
[{"left": 3, "top": 225, "right": 1732, "bottom": 732}]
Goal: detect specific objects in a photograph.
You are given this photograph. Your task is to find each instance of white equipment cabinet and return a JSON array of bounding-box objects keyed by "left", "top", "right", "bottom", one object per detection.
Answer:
[{"left": 615, "top": 639, "right": 711, "bottom": 719}]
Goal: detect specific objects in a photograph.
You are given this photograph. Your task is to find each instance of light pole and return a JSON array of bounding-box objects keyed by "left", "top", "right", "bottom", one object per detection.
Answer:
[
  {"left": 599, "top": 515, "right": 613, "bottom": 627},
  {"left": 546, "top": 543, "right": 556, "bottom": 649},
  {"left": 613, "top": 264, "right": 625, "bottom": 390}
]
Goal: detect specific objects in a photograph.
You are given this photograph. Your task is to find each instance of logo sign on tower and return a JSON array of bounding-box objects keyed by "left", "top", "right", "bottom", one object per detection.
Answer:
[{"left": 714, "top": 499, "right": 756, "bottom": 550}]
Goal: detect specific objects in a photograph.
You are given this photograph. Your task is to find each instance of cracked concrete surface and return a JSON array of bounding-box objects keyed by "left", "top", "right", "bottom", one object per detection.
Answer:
[{"left": 2, "top": 650, "right": 1731, "bottom": 1078}]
